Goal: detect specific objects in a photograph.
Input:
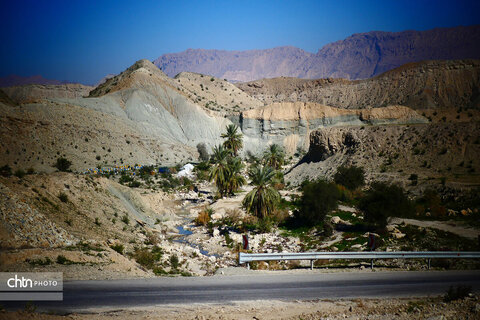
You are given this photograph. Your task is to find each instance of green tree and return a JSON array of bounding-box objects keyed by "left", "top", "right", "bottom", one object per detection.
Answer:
[
  {"left": 221, "top": 124, "right": 243, "bottom": 156},
  {"left": 333, "top": 165, "right": 365, "bottom": 190},
  {"left": 358, "top": 182, "right": 414, "bottom": 228},
  {"left": 242, "top": 165, "right": 281, "bottom": 219},
  {"left": 55, "top": 157, "right": 72, "bottom": 172},
  {"left": 295, "top": 179, "right": 340, "bottom": 227},
  {"left": 263, "top": 144, "right": 285, "bottom": 170},
  {"left": 226, "top": 157, "right": 246, "bottom": 195},
  {"left": 209, "top": 145, "right": 230, "bottom": 197}
]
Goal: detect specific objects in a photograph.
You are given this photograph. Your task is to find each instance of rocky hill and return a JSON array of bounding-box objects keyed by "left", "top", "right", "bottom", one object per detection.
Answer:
[
  {"left": 0, "top": 59, "right": 233, "bottom": 172},
  {"left": 154, "top": 25, "right": 480, "bottom": 82},
  {"left": 287, "top": 121, "right": 480, "bottom": 190},
  {"left": 237, "top": 60, "right": 480, "bottom": 110},
  {"left": 171, "top": 72, "right": 263, "bottom": 115}
]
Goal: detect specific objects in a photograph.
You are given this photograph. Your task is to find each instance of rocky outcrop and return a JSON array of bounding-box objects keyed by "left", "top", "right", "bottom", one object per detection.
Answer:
[
  {"left": 155, "top": 25, "right": 480, "bottom": 82},
  {"left": 287, "top": 121, "right": 480, "bottom": 186},
  {"left": 237, "top": 59, "right": 480, "bottom": 110},
  {"left": 240, "top": 102, "right": 427, "bottom": 154}
]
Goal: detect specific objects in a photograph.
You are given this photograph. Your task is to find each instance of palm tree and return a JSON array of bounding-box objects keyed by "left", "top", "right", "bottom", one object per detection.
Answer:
[
  {"left": 263, "top": 144, "right": 285, "bottom": 170},
  {"left": 226, "top": 157, "right": 246, "bottom": 195},
  {"left": 242, "top": 165, "right": 281, "bottom": 219},
  {"left": 221, "top": 124, "right": 243, "bottom": 156},
  {"left": 209, "top": 145, "right": 230, "bottom": 197}
]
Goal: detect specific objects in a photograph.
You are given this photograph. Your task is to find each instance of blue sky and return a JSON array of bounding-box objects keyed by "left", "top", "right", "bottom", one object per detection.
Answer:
[{"left": 1, "top": 0, "right": 479, "bottom": 84}]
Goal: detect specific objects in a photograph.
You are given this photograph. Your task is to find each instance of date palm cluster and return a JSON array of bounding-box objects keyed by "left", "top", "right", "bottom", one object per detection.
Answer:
[{"left": 208, "top": 124, "right": 286, "bottom": 219}]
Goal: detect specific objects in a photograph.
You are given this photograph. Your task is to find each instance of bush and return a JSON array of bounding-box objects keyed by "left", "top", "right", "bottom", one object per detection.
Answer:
[
  {"left": 110, "top": 244, "right": 124, "bottom": 255},
  {"left": 0, "top": 165, "right": 12, "bottom": 177},
  {"left": 58, "top": 192, "right": 68, "bottom": 203},
  {"left": 133, "top": 247, "right": 162, "bottom": 270},
  {"left": 14, "top": 169, "right": 26, "bottom": 179},
  {"left": 121, "top": 215, "right": 130, "bottom": 225},
  {"left": 169, "top": 254, "right": 179, "bottom": 269},
  {"left": 196, "top": 143, "right": 209, "bottom": 161},
  {"left": 195, "top": 208, "right": 212, "bottom": 226},
  {"left": 55, "top": 157, "right": 72, "bottom": 172},
  {"left": 119, "top": 174, "right": 134, "bottom": 184},
  {"left": 358, "top": 182, "right": 414, "bottom": 228},
  {"left": 56, "top": 255, "right": 71, "bottom": 265},
  {"left": 128, "top": 181, "right": 141, "bottom": 188},
  {"left": 416, "top": 189, "right": 446, "bottom": 218},
  {"left": 334, "top": 165, "right": 365, "bottom": 190},
  {"left": 294, "top": 179, "right": 340, "bottom": 227}
]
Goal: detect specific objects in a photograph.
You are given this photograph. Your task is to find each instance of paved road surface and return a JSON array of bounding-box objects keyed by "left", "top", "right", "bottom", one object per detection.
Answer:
[{"left": 3, "top": 271, "right": 480, "bottom": 312}]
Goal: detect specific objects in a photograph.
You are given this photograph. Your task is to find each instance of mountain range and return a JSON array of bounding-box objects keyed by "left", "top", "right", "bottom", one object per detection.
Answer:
[{"left": 154, "top": 25, "right": 480, "bottom": 82}]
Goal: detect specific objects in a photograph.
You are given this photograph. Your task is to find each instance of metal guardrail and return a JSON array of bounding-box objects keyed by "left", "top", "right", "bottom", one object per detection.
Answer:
[{"left": 238, "top": 251, "right": 480, "bottom": 270}]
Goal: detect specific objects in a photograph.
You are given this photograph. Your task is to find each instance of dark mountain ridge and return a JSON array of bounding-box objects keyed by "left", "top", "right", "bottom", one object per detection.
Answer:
[{"left": 154, "top": 25, "right": 480, "bottom": 82}]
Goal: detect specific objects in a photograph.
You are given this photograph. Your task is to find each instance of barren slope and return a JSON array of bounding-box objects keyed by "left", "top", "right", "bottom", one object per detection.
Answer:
[
  {"left": 237, "top": 60, "right": 480, "bottom": 110},
  {"left": 287, "top": 120, "right": 480, "bottom": 190}
]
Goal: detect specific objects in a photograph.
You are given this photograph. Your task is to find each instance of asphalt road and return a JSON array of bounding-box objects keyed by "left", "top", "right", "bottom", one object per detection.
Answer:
[{"left": 3, "top": 270, "right": 480, "bottom": 312}]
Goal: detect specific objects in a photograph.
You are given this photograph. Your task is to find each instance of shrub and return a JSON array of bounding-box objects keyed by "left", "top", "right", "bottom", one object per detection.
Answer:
[
  {"left": 14, "top": 169, "right": 26, "bottom": 179},
  {"left": 0, "top": 165, "right": 12, "bottom": 177},
  {"left": 195, "top": 208, "right": 212, "bottom": 226},
  {"left": 119, "top": 174, "right": 133, "bottom": 184},
  {"left": 169, "top": 254, "right": 180, "bottom": 269},
  {"left": 358, "top": 182, "right": 414, "bottom": 228},
  {"left": 58, "top": 192, "right": 68, "bottom": 203},
  {"left": 295, "top": 179, "right": 340, "bottom": 227},
  {"left": 55, "top": 157, "right": 72, "bottom": 172},
  {"left": 133, "top": 247, "right": 162, "bottom": 270},
  {"left": 416, "top": 189, "right": 446, "bottom": 218},
  {"left": 56, "top": 255, "right": 71, "bottom": 265},
  {"left": 110, "top": 244, "right": 124, "bottom": 255},
  {"left": 196, "top": 143, "right": 210, "bottom": 161},
  {"left": 121, "top": 215, "right": 130, "bottom": 225},
  {"left": 333, "top": 165, "right": 365, "bottom": 190},
  {"left": 408, "top": 173, "right": 418, "bottom": 186},
  {"left": 26, "top": 257, "right": 52, "bottom": 266},
  {"left": 128, "top": 181, "right": 141, "bottom": 188}
]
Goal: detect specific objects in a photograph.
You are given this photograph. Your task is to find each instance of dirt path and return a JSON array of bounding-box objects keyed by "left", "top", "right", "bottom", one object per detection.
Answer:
[{"left": 390, "top": 217, "right": 480, "bottom": 239}]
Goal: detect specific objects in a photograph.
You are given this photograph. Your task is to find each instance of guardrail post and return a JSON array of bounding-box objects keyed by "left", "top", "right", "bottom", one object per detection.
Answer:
[
  {"left": 310, "top": 260, "right": 314, "bottom": 270},
  {"left": 371, "top": 259, "right": 374, "bottom": 270},
  {"left": 427, "top": 258, "right": 431, "bottom": 270}
]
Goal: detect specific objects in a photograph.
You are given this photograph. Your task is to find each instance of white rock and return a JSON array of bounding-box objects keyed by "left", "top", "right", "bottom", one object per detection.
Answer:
[
  {"left": 331, "top": 216, "right": 342, "bottom": 224},
  {"left": 392, "top": 232, "right": 406, "bottom": 239},
  {"left": 213, "top": 228, "right": 220, "bottom": 237}
]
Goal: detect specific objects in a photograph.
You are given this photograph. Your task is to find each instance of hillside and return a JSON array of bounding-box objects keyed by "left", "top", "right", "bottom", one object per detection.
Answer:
[
  {"left": 154, "top": 25, "right": 480, "bottom": 82},
  {"left": 2, "top": 83, "right": 93, "bottom": 104},
  {"left": 237, "top": 60, "right": 480, "bottom": 110},
  {"left": 287, "top": 121, "right": 480, "bottom": 190},
  {"left": 239, "top": 102, "right": 427, "bottom": 154},
  {"left": 0, "top": 59, "right": 233, "bottom": 172}
]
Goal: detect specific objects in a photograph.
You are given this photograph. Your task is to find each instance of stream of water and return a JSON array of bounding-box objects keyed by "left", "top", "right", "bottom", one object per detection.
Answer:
[{"left": 174, "top": 224, "right": 218, "bottom": 257}]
